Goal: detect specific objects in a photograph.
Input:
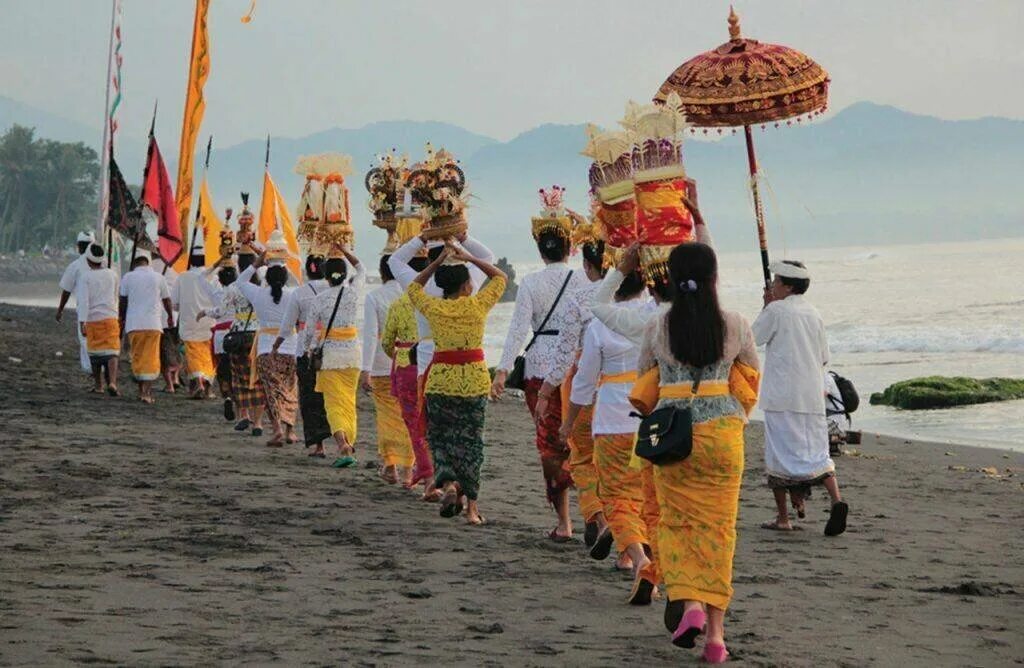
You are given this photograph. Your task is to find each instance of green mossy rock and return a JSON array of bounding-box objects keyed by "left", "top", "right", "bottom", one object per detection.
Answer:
[{"left": 869, "top": 376, "right": 1024, "bottom": 410}]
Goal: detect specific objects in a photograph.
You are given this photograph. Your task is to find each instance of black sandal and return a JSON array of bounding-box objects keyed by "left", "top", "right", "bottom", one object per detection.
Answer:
[
  {"left": 825, "top": 501, "right": 849, "bottom": 536},
  {"left": 589, "top": 528, "right": 613, "bottom": 560},
  {"left": 664, "top": 599, "right": 685, "bottom": 632},
  {"left": 584, "top": 520, "right": 599, "bottom": 548}
]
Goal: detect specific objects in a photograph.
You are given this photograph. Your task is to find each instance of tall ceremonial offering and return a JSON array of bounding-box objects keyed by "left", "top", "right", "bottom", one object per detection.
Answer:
[
  {"left": 405, "top": 144, "right": 467, "bottom": 240},
  {"left": 365, "top": 149, "right": 410, "bottom": 253},
  {"left": 581, "top": 125, "right": 637, "bottom": 262},
  {"left": 531, "top": 186, "right": 573, "bottom": 242},
  {"left": 654, "top": 7, "right": 829, "bottom": 288},
  {"left": 235, "top": 193, "right": 258, "bottom": 258},
  {"left": 620, "top": 95, "right": 694, "bottom": 285},
  {"left": 294, "top": 153, "right": 355, "bottom": 257}
]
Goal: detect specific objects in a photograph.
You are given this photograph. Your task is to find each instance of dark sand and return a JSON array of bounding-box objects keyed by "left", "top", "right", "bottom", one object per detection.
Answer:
[{"left": 1, "top": 303, "right": 1022, "bottom": 666}]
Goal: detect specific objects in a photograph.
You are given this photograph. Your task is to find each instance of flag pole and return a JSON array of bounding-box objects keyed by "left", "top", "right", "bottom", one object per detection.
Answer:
[
  {"left": 97, "top": 0, "right": 117, "bottom": 241},
  {"left": 186, "top": 135, "right": 214, "bottom": 262}
]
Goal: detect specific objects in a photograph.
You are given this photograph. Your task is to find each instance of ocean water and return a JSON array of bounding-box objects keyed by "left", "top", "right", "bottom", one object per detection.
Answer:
[
  {"left": 487, "top": 238, "right": 1024, "bottom": 452},
  {"left": 9, "top": 238, "right": 1022, "bottom": 450}
]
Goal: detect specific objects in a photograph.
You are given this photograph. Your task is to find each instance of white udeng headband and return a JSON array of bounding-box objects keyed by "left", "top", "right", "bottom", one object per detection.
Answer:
[{"left": 769, "top": 261, "right": 810, "bottom": 280}]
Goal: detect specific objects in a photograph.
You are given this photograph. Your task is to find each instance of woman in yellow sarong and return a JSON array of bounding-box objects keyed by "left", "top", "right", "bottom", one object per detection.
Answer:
[
  {"left": 636, "top": 242, "right": 759, "bottom": 664},
  {"left": 309, "top": 248, "right": 365, "bottom": 469}
]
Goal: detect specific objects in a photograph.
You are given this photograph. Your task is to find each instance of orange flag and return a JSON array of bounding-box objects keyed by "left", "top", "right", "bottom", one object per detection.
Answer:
[
  {"left": 198, "top": 177, "right": 223, "bottom": 268},
  {"left": 258, "top": 170, "right": 302, "bottom": 282},
  {"left": 172, "top": 0, "right": 212, "bottom": 272}
]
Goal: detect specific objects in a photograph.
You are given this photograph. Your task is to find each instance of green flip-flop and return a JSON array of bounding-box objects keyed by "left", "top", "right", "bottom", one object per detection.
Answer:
[{"left": 331, "top": 455, "right": 357, "bottom": 469}]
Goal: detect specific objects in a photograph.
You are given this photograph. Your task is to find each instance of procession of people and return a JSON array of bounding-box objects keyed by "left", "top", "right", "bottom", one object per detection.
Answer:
[{"left": 56, "top": 129, "right": 850, "bottom": 663}]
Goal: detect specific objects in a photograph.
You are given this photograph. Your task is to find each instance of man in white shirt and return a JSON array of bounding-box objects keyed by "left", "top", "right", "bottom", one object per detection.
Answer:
[
  {"left": 361, "top": 254, "right": 414, "bottom": 484},
  {"left": 119, "top": 253, "right": 174, "bottom": 403},
  {"left": 275, "top": 254, "right": 330, "bottom": 455},
  {"left": 77, "top": 243, "right": 121, "bottom": 396},
  {"left": 752, "top": 260, "right": 848, "bottom": 537},
  {"left": 55, "top": 231, "right": 96, "bottom": 373},
  {"left": 171, "top": 242, "right": 216, "bottom": 398}
]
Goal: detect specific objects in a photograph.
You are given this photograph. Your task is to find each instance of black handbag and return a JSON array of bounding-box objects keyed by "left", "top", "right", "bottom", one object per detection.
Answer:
[
  {"left": 311, "top": 286, "right": 345, "bottom": 372},
  {"left": 222, "top": 307, "right": 255, "bottom": 355},
  {"left": 634, "top": 370, "right": 703, "bottom": 466},
  {"left": 506, "top": 271, "right": 573, "bottom": 391}
]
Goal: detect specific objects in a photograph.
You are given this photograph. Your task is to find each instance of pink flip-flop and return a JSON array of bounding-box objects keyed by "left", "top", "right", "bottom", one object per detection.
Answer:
[
  {"left": 701, "top": 641, "right": 729, "bottom": 664},
  {"left": 672, "top": 608, "right": 706, "bottom": 648}
]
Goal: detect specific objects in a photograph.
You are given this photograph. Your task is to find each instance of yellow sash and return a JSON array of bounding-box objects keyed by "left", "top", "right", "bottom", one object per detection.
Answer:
[
  {"left": 598, "top": 369, "right": 638, "bottom": 386},
  {"left": 322, "top": 326, "right": 357, "bottom": 342},
  {"left": 659, "top": 381, "right": 730, "bottom": 400}
]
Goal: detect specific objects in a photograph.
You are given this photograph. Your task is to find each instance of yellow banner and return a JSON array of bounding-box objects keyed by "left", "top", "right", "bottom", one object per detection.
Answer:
[
  {"left": 198, "top": 177, "right": 223, "bottom": 267},
  {"left": 258, "top": 170, "right": 302, "bottom": 282},
  {"left": 172, "top": 0, "right": 212, "bottom": 272}
]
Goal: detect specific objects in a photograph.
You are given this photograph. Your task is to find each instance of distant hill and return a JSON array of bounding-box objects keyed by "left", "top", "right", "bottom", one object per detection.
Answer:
[{"left": 3, "top": 96, "right": 1021, "bottom": 260}]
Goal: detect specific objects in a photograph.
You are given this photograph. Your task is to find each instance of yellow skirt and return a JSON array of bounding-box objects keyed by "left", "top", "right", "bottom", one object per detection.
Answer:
[
  {"left": 370, "top": 376, "right": 414, "bottom": 468},
  {"left": 594, "top": 432, "right": 648, "bottom": 551},
  {"left": 84, "top": 319, "right": 120, "bottom": 357},
  {"left": 568, "top": 404, "right": 602, "bottom": 522},
  {"left": 316, "top": 367, "right": 359, "bottom": 443},
  {"left": 183, "top": 339, "right": 215, "bottom": 381},
  {"left": 653, "top": 417, "right": 745, "bottom": 610},
  {"left": 128, "top": 330, "right": 161, "bottom": 381}
]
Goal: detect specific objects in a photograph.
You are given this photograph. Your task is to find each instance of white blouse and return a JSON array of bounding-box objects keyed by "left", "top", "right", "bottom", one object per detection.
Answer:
[
  {"left": 497, "top": 263, "right": 591, "bottom": 380},
  {"left": 570, "top": 299, "right": 644, "bottom": 435},
  {"left": 544, "top": 276, "right": 602, "bottom": 386},
  {"left": 119, "top": 266, "right": 171, "bottom": 332},
  {"left": 278, "top": 278, "right": 330, "bottom": 358},
  {"left": 237, "top": 265, "right": 297, "bottom": 356},
  {"left": 361, "top": 280, "right": 404, "bottom": 376},
  {"left": 308, "top": 263, "right": 366, "bottom": 370}
]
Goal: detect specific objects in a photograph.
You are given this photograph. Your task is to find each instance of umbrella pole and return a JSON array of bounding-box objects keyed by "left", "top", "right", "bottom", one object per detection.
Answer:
[{"left": 743, "top": 125, "right": 771, "bottom": 289}]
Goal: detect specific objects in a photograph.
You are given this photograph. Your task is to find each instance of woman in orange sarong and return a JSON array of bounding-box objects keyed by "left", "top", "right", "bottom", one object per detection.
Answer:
[{"left": 636, "top": 242, "right": 759, "bottom": 663}]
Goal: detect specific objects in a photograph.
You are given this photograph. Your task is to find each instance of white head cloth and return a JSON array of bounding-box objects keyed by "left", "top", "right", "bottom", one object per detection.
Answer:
[{"left": 769, "top": 260, "right": 810, "bottom": 280}]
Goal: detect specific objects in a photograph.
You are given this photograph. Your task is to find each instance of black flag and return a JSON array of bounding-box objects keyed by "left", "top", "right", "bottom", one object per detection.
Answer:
[{"left": 107, "top": 151, "right": 156, "bottom": 252}]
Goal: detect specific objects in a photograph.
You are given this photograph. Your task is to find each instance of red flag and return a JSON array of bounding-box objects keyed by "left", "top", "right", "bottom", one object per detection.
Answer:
[{"left": 142, "top": 135, "right": 182, "bottom": 266}]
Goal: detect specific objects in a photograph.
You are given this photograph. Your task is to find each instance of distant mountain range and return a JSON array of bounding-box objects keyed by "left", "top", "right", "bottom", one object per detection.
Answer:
[{"left": 3, "top": 95, "right": 1022, "bottom": 261}]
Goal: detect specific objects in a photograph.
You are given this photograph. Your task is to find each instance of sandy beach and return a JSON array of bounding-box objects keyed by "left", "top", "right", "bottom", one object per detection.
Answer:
[{"left": 1, "top": 302, "right": 1022, "bottom": 666}]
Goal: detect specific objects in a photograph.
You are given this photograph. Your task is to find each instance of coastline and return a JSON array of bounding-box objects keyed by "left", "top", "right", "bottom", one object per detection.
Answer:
[{"left": 1, "top": 302, "right": 1022, "bottom": 665}]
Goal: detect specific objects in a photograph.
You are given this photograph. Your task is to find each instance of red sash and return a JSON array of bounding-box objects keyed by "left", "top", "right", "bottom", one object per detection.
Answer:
[{"left": 424, "top": 348, "right": 485, "bottom": 386}]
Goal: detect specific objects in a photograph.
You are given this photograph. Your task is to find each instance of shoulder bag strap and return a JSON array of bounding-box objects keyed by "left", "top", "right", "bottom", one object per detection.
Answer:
[
  {"left": 523, "top": 271, "right": 574, "bottom": 354},
  {"left": 323, "top": 286, "right": 345, "bottom": 339}
]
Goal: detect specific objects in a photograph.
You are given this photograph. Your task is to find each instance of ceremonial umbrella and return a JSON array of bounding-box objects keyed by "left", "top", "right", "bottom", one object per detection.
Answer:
[{"left": 654, "top": 7, "right": 829, "bottom": 288}]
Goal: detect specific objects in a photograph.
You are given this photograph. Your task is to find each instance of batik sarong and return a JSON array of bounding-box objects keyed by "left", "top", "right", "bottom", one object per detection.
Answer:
[
  {"left": 256, "top": 353, "right": 298, "bottom": 427},
  {"left": 215, "top": 353, "right": 233, "bottom": 398},
  {"left": 653, "top": 416, "right": 745, "bottom": 610},
  {"left": 160, "top": 327, "right": 182, "bottom": 371},
  {"left": 315, "top": 367, "right": 359, "bottom": 443},
  {"left": 371, "top": 375, "right": 414, "bottom": 468},
  {"left": 594, "top": 433, "right": 649, "bottom": 553},
  {"left": 524, "top": 377, "right": 573, "bottom": 504},
  {"left": 393, "top": 363, "right": 432, "bottom": 479},
  {"left": 425, "top": 393, "right": 487, "bottom": 500},
  {"left": 128, "top": 330, "right": 161, "bottom": 381},
  {"left": 230, "top": 350, "right": 264, "bottom": 413},
  {"left": 296, "top": 355, "right": 331, "bottom": 446}
]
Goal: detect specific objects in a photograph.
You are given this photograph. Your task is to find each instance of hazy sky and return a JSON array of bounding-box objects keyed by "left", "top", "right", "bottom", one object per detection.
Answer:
[{"left": 2, "top": 0, "right": 1021, "bottom": 146}]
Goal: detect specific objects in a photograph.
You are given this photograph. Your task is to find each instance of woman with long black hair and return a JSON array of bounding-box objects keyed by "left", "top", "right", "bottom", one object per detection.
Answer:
[
  {"left": 636, "top": 242, "right": 760, "bottom": 663},
  {"left": 237, "top": 253, "right": 298, "bottom": 447}
]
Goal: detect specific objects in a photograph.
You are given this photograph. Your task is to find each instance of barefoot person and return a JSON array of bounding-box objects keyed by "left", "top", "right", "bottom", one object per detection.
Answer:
[
  {"left": 77, "top": 242, "right": 121, "bottom": 396},
  {"left": 55, "top": 231, "right": 96, "bottom": 375},
  {"left": 119, "top": 253, "right": 174, "bottom": 404},
  {"left": 752, "top": 260, "right": 849, "bottom": 536},
  {"left": 637, "top": 242, "right": 759, "bottom": 662},
  {"left": 407, "top": 243, "right": 506, "bottom": 525},
  {"left": 361, "top": 254, "right": 414, "bottom": 483},
  {"left": 274, "top": 254, "right": 330, "bottom": 457},
  {"left": 238, "top": 242, "right": 298, "bottom": 447},
  {"left": 560, "top": 268, "right": 659, "bottom": 604},
  {"left": 171, "top": 239, "right": 217, "bottom": 399},
  {"left": 492, "top": 188, "right": 590, "bottom": 542},
  {"left": 306, "top": 246, "right": 365, "bottom": 468}
]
